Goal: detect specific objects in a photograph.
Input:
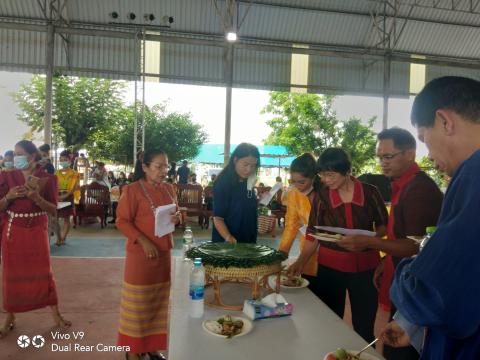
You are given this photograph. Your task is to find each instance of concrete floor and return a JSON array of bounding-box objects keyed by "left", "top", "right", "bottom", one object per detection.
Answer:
[
  {"left": 0, "top": 218, "right": 389, "bottom": 359},
  {"left": 0, "top": 257, "right": 124, "bottom": 360}
]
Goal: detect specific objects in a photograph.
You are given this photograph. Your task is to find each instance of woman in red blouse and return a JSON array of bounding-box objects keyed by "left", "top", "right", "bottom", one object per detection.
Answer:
[
  {"left": 289, "top": 148, "right": 388, "bottom": 343},
  {"left": 0, "top": 140, "right": 70, "bottom": 338},
  {"left": 116, "top": 149, "right": 181, "bottom": 360}
]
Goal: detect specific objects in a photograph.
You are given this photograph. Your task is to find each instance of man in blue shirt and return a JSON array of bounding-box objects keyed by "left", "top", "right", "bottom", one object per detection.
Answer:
[
  {"left": 381, "top": 76, "right": 480, "bottom": 359},
  {"left": 177, "top": 160, "right": 190, "bottom": 185}
]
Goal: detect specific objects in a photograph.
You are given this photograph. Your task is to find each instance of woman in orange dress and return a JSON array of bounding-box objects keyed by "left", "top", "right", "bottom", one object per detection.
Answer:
[
  {"left": 116, "top": 149, "right": 181, "bottom": 360},
  {"left": 278, "top": 153, "right": 320, "bottom": 294},
  {"left": 0, "top": 140, "right": 70, "bottom": 338}
]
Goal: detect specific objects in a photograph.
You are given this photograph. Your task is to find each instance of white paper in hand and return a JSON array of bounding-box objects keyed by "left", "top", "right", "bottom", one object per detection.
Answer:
[
  {"left": 314, "top": 226, "right": 376, "bottom": 237},
  {"left": 154, "top": 203, "right": 177, "bottom": 237},
  {"left": 259, "top": 182, "right": 283, "bottom": 206}
]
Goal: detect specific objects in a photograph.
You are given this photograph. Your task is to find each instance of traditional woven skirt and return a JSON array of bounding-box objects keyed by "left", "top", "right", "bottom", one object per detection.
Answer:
[
  {"left": 117, "top": 250, "right": 171, "bottom": 353},
  {"left": 1, "top": 214, "right": 58, "bottom": 312}
]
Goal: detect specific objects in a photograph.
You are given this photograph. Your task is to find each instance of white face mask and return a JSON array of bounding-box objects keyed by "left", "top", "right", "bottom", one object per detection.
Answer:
[
  {"left": 14, "top": 155, "right": 30, "bottom": 170},
  {"left": 246, "top": 174, "right": 257, "bottom": 191}
]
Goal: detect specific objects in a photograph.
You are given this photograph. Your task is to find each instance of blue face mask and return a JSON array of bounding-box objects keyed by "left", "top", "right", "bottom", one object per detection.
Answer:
[
  {"left": 59, "top": 161, "right": 70, "bottom": 169},
  {"left": 14, "top": 155, "right": 30, "bottom": 170},
  {"left": 39, "top": 156, "right": 48, "bottom": 165},
  {"left": 3, "top": 161, "right": 14, "bottom": 169}
]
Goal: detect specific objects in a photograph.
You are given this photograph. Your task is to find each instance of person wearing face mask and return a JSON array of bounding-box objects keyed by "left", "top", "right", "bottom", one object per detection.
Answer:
[
  {"left": 92, "top": 162, "right": 110, "bottom": 189},
  {"left": 278, "top": 153, "right": 321, "bottom": 296},
  {"left": 116, "top": 149, "right": 181, "bottom": 360},
  {"left": 1, "top": 151, "right": 14, "bottom": 171},
  {"left": 0, "top": 151, "right": 13, "bottom": 262},
  {"left": 38, "top": 143, "right": 55, "bottom": 175},
  {"left": 55, "top": 150, "right": 80, "bottom": 246},
  {"left": 212, "top": 143, "right": 260, "bottom": 244},
  {"left": 0, "top": 140, "right": 71, "bottom": 339},
  {"left": 288, "top": 148, "right": 388, "bottom": 344}
]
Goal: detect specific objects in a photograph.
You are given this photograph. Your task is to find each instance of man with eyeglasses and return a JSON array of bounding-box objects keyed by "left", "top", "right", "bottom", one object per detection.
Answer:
[
  {"left": 380, "top": 77, "right": 480, "bottom": 359},
  {"left": 338, "top": 127, "right": 443, "bottom": 359}
]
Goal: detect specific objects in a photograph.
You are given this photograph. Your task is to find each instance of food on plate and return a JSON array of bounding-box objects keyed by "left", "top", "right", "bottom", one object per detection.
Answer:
[
  {"left": 209, "top": 315, "right": 244, "bottom": 338},
  {"left": 281, "top": 276, "right": 304, "bottom": 287},
  {"left": 326, "top": 348, "right": 361, "bottom": 360},
  {"left": 204, "top": 320, "right": 223, "bottom": 334},
  {"left": 317, "top": 232, "right": 343, "bottom": 240}
]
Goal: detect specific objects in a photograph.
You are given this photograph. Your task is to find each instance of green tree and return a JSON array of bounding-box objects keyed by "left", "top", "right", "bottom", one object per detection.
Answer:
[
  {"left": 263, "top": 92, "right": 377, "bottom": 172},
  {"left": 417, "top": 156, "right": 449, "bottom": 189},
  {"left": 91, "top": 102, "right": 208, "bottom": 164},
  {"left": 339, "top": 117, "right": 377, "bottom": 173},
  {"left": 12, "top": 75, "right": 126, "bottom": 150},
  {"left": 13, "top": 76, "right": 207, "bottom": 165},
  {"left": 263, "top": 92, "right": 339, "bottom": 155}
]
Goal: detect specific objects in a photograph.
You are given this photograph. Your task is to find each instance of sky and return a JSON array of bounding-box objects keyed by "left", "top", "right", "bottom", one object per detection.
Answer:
[{"left": 0, "top": 71, "right": 427, "bottom": 157}]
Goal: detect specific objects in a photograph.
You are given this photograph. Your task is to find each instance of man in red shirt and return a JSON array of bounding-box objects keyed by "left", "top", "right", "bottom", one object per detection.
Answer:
[{"left": 338, "top": 127, "right": 443, "bottom": 359}]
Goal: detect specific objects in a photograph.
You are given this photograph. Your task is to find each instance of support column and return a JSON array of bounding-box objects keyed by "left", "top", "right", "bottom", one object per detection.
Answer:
[
  {"left": 44, "top": 22, "right": 54, "bottom": 146},
  {"left": 382, "top": 55, "right": 391, "bottom": 130},
  {"left": 223, "top": 44, "right": 234, "bottom": 165}
]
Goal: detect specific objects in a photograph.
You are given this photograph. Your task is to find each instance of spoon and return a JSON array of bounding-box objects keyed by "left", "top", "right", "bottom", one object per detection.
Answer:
[{"left": 355, "top": 338, "right": 379, "bottom": 358}]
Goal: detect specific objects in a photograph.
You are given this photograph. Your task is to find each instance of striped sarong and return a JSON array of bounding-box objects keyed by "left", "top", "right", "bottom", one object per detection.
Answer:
[{"left": 117, "top": 250, "right": 171, "bottom": 353}]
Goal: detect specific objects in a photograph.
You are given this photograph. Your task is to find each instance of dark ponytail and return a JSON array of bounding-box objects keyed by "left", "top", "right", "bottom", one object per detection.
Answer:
[
  {"left": 217, "top": 143, "right": 260, "bottom": 185},
  {"left": 15, "top": 140, "right": 41, "bottom": 161},
  {"left": 133, "top": 149, "right": 167, "bottom": 181},
  {"left": 290, "top": 153, "right": 316, "bottom": 178},
  {"left": 290, "top": 152, "right": 322, "bottom": 192}
]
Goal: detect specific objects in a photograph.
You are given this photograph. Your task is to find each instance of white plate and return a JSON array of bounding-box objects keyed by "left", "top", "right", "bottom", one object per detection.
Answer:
[
  {"left": 323, "top": 349, "right": 382, "bottom": 360},
  {"left": 202, "top": 316, "right": 253, "bottom": 338},
  {"left": 280, "top": 275, "right": 309, "bottom": 289},
  {"left": 268, "top": 275, "right": 310, "bottom": 289}
]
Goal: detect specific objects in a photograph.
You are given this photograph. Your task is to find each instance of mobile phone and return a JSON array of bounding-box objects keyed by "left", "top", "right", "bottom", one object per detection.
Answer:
[{"left": 26, "top": 175, "right": 40, "bottom": 189}]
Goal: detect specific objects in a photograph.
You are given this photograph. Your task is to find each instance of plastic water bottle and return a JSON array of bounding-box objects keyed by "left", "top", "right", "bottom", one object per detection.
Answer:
[
  {"left": 420, "top": 226, "right": 436, "bottom": 252},
  {"left": 189, "top": 258, "right": 205, "bottom": 318},
  {"left": 182, "top": 226, "right": 193, "bottom": 261}
]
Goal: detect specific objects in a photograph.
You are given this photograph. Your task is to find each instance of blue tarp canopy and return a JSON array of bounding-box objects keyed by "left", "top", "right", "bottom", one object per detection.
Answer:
[{"left": 193, "top": 144, "right": 295, "bottom": 168}]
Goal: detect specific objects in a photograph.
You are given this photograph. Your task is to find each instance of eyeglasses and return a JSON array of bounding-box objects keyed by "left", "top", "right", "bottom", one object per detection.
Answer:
[
  {"left": 149, "top": 163, "right": 169, "bottom": 170},
  {"left": 318, "top": 172, "right": 341, "bottom": 180},
  {"left": 376, "top": 151, "right": 404, "bottom": 162}
]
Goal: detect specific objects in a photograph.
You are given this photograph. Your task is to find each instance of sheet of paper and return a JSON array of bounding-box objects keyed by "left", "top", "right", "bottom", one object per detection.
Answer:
[
  {"left": 309, "top": 233, "right": 339, "bottom": 242},
  {"left": 57, "top": 201, "right": 71, "bottom": 210},
  {"left": 259, "top": 182, "right": 283, "bottom": 206},
  {"left": 314, "top": 226, "right": 376, "bottom": 237},
  {"left": 155, "top": 203, "right": 177, "bottom": 237}
]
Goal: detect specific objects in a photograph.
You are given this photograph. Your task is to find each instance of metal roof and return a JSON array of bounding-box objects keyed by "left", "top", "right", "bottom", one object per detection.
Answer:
[{"left": 1, "top": 0, "right": 479, "bottom": 94}]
